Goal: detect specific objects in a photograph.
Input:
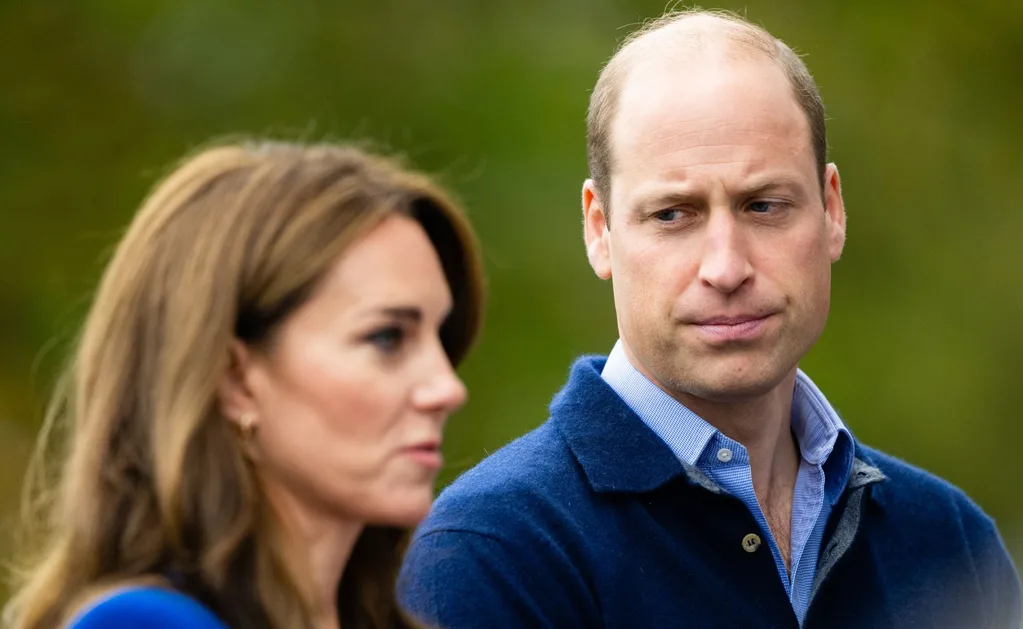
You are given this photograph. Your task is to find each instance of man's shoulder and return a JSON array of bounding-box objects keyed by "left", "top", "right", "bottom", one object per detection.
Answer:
[
  {"left": 421, "top": 418, "right": 588, "bottom": 536},
  {"left": 856, "top": 443, "right": 1021, "bottom": 628},
  {"left": 858, "top": 443, "right": 995, "bottom": 528},
  {"left": 66, "top": 586, "right": 228, "bottom": 629},
  {"left": 401, "top": 417, "right": 608, "bottom": 628}
]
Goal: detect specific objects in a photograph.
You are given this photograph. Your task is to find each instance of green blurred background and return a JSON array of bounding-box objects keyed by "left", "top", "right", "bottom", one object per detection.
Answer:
[{"left": 2, "top": 0, "right": 1021, "bottom": 603}]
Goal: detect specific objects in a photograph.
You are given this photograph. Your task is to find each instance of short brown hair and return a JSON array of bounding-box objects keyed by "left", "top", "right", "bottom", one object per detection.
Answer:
[
  {"left": 586, "top": 9, "right": 827, "bottom": 217},
  {"left": 6, "top": 141, "right": 485, "bottom": 629}
]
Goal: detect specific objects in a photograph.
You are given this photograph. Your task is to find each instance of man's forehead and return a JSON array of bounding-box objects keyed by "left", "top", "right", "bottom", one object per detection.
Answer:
[
  {"left": 613, "top": 58, "right": 806, "bottom": 156},
  {"left": 615, "top": 15, "right": 777, "bottom": 75}
]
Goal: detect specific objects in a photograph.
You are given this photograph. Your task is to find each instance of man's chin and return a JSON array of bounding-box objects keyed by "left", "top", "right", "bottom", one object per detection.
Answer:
[{"left": 668, "top": 363, "right": 792, "bottom": 403}]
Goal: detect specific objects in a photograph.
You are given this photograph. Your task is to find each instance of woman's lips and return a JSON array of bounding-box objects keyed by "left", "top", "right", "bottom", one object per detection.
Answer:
[{"left": 403, "top": 443, "right": 443, "bottom": 469}]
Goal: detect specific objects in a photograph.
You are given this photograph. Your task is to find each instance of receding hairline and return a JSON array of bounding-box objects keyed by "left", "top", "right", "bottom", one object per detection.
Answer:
[
  {"left": 586, "top": 9, "right": 827, "bottom": 211},
  {"left": 618, "top": 12, "right": 779, "bottom": 65},
  {"left": 596, "top": 12, "right": 793, "bottom": 145}
]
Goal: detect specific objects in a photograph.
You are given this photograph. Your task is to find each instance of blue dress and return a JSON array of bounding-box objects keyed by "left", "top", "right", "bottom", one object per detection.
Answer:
[{"left": 66, "top": 586, "right": 229, "bottom": 628}]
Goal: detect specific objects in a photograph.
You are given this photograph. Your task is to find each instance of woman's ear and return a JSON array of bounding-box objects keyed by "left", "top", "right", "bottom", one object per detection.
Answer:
[{"left": 218, "top": 339, "right": 260, "bottom": 429}]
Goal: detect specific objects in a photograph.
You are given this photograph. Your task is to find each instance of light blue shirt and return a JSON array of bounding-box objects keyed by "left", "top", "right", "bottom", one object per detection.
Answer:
[{"left": 601, "top": 340, "right": 854, "bottom": 625}]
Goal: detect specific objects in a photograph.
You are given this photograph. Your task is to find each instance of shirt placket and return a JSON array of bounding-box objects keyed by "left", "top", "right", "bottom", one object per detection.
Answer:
[
  {"left": 789, "top": 461, "right": 826, "bottom": 621},
  {"left": 705, "top": 436, "right": 793, "bottom": 598}
]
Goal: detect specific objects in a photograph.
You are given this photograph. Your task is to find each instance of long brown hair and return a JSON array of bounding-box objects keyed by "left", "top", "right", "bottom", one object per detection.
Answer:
[{"left": 5, "top": 141, "right": 485, "bottom": 629}]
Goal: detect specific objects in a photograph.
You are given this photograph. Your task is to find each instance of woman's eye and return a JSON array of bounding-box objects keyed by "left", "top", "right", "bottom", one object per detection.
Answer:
[{"left": 366, "top": 327, "right": 404, "bottom": 353}]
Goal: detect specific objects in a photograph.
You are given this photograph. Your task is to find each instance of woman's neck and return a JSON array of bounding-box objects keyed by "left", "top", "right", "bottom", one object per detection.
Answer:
[
  {"left": 264, "top": 483, "right": 363, "bottom": 629},
  {"left": 304, "top": 518, "right": 362, "bottom": 629}
]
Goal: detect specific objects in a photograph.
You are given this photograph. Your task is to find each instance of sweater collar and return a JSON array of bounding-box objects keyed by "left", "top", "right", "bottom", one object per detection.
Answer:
[{"left": 550, "top": 355, "right": 886, "bottom": 495}]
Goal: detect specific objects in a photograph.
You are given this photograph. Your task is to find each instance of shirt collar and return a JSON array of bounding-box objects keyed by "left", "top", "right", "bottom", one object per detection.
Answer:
[
  {"left": 601, "top": 339, "right": 854, "bottom": 499},
  {"left": 792, "top": 368, "right": 855, "bottom": 503},
  {"left": 551, "top": 354, "right": 882, "bottom": 496}
]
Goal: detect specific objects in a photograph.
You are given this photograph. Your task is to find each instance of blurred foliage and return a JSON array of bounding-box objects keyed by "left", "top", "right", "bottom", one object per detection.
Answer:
[{"left": 2, "top": 0, "right": 1021, "bottom": 604}]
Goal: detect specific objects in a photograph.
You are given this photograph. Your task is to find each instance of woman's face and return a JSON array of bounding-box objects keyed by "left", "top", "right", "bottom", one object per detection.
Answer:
[{"left": 230, "top": 214, "right": 468, "bottom": 527}]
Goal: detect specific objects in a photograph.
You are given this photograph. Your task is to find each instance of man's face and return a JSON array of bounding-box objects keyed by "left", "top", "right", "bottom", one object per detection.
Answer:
[{"left": 583, "top": 52, "right": 846, "bottom": 402}]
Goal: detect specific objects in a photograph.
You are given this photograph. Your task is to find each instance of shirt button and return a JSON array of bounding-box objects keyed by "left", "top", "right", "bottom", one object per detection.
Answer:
[
  {"left": 717, "top": 448, "right": 733, "bottom": 463},
  {"left": 742, "top": 533, "right": 761, "bottom": 553}
]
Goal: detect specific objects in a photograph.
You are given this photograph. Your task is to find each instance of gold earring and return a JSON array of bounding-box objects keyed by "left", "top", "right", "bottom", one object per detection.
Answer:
[{"left": 238, "top": 412, "right": 257, "bottom": 440}]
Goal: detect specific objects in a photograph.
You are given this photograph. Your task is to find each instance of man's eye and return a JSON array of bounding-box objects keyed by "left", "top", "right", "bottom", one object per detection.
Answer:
[
  {"left": 749, "top": 201, "right": 777, "bottom": 213},
  {"left": 654, "top": 209, "right": 683, "bottom": 222},
  {"left": 366, "top": 327, "right": 404, "bottom": 353}
]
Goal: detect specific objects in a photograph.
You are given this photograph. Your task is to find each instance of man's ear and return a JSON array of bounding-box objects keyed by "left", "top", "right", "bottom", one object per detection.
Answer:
[
  {"left": 218, "top": 339, "right": 261, "bottom": 429},
  {"left": 823, "top": 163, "right": 847, "bottom": 262},
  {"left": 582, "top": 179, "right": 612, "bottom": 280}
]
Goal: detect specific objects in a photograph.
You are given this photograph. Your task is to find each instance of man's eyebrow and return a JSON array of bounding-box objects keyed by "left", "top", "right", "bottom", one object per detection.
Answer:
[
  {"left": 356, "top": 306, "right": 423, "bottom": 322},
  {"left": 630, "top": 176, "right": 808, "bottom": 213},
  {"left": 629, "top": 189, "right": 702, "bottom": 214},
  {"left": 735, "top": 176, "right": 806, "bottom": 197}
]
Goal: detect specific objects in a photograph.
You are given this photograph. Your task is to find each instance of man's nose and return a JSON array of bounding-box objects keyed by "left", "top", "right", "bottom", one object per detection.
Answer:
[{"left": 697, "top": 210, "right": 753, "bottom": 294}]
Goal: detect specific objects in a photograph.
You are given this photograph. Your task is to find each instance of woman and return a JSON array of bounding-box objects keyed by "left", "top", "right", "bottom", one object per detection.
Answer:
[{"left": 5, "top": 141, "right": 485, "bottom": 629}]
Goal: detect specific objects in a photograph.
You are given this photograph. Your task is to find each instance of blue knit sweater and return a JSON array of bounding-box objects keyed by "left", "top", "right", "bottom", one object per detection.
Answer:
[
  {"left": 66, "top": 587, "right": 228, "bottom": 629},
  {"left": 399, "top": 356, "right": 1022, "bottom": 628}
]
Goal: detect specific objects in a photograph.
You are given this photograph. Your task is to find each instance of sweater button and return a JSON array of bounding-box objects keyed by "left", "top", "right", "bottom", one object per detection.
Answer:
[{"left": 742, "top": 533, "right": 761, "bottom": 553}]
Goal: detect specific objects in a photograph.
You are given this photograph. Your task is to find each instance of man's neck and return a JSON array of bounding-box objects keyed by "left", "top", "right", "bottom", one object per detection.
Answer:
[
  {"left": 622, "top": 343, "right": 803, "bottom": 566},
  {"left": 672, "top": 371, "right": 802, "bottom": 569},
  {"left": 674, "top": 373, "right": 799, "bottom": 485}
]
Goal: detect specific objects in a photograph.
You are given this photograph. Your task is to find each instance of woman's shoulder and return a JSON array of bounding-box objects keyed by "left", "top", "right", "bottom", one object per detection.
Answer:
[{"left": 66, "top": 586, "right": 229, "bottom": 629}]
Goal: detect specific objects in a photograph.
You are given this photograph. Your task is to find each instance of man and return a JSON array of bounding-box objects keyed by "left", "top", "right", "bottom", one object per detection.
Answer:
[{"left": 398, "top": 9, "right": 1022, "bottom": 628}]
